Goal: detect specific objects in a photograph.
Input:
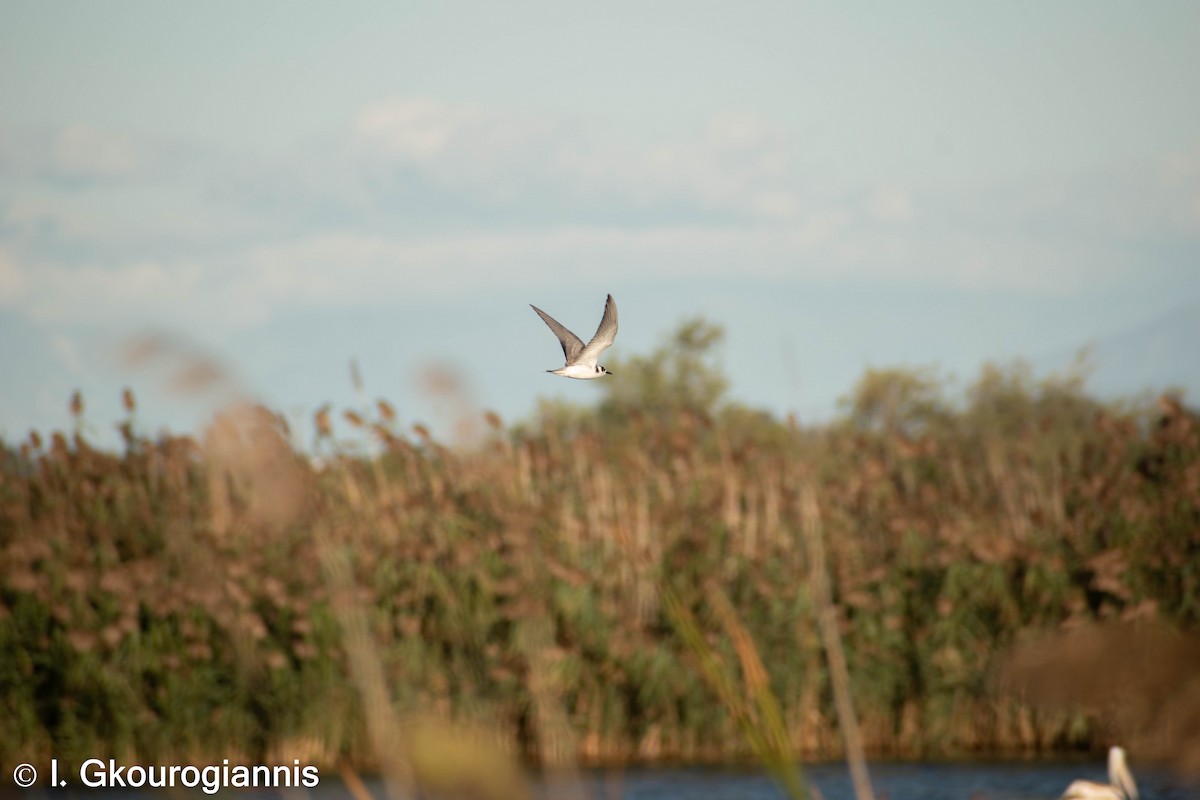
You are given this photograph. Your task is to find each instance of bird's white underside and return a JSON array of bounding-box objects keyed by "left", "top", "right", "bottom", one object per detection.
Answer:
[{"left": 549, "top": 364, "right": 607, "bottom": 380}]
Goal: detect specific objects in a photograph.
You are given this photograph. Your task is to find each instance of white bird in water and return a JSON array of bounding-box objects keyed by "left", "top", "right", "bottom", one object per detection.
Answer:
[
  {"left": 1061, "top": 746, "right": 1139, "bottom": 800},
  {"left": 530, "top": 294, "right": 618, "bottom": 380}
]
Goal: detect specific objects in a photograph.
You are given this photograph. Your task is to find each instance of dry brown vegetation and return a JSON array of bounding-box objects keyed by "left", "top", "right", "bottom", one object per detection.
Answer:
[{"left": 2, "top": 320, "right": 1198, "bottom": 784}]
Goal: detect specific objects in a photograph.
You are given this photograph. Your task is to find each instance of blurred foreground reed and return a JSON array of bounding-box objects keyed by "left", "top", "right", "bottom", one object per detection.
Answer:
[{"left": 2, "top": 322, "right": 1198, "bottom": 786}]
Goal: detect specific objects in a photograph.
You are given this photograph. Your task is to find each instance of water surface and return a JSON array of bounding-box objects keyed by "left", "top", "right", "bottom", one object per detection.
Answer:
[{"left": 551, "top": 761, "right": 1196, "bottom": 800}]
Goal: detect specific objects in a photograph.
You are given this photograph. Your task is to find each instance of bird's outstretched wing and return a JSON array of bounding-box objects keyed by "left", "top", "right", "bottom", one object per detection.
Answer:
[
  {"left": 576, "top": 294, "right": 618, "bottom": 367},
  {"left": 531, "top": 304, "right": 585, "bottom": 363}
]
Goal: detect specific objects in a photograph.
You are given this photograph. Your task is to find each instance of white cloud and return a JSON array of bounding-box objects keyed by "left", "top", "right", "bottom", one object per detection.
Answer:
[
  {"left": 49, "top": 124, "right": 146, "bottom": 181},
  {"left": 51, "top": 333, "right": 84, "bottom": 375},
  {"left": 355, "top": 97, "right": 493, "bottom": 163},
  {"left": 0, "top": 226, "right": 815, "bottom": 327},
  {"left": 0, "top": 247, "right": 27, "bottom": 298},
  {"left": 350, "top": 97, "right": 804, "bottom": 219},
  {"left": 2, "top": 257, "right": 209, "bottom": 326},
  {"left": 0, "top": 122, "right": 154, "bottom": 183},
  {"left": 2, "top": 101, "right": 1197, "bottom": 341},
  {"left": 865, "top": 187, "right": 914, "bottom": 223},
  {"left": 2, "top": 196, "right": 100, "bottom": 240},
  {"left": 1, "top": 211, "right": 1145, "bottom": 335}
]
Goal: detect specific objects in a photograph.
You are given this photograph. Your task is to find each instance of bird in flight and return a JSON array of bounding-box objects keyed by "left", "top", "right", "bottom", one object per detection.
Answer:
[{"left": 530, "top": 294, "right": 618, "bottom": 379}]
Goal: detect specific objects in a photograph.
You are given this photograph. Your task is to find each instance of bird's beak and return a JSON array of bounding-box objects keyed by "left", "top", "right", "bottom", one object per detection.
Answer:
[{"left": 606, "top": 369, "right": 614, "bottom": 375}]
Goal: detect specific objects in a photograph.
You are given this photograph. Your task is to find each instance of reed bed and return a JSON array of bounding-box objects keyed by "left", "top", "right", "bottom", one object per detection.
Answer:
[{"left": 2, "top": 324, "right": 1198, "bottom": 780}]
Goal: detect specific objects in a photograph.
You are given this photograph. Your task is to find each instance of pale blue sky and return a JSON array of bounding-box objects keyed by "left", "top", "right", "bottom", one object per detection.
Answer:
[{"left": 2, "top": 2, "right": 1198, "bottom": 446}]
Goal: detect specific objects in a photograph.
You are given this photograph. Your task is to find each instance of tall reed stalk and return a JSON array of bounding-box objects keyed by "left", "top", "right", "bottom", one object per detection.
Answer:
[{"left": 800, "top": 484, "right": 875, "bottom": 800}]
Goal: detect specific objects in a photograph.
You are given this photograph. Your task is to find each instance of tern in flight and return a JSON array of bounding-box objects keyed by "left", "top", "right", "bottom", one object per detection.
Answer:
[
  {"left": 530, "top": 294, "right": 618, "bottom": 379},
  {"left": 1061, "top": 746, "right": 1139, "bottom": 800}
]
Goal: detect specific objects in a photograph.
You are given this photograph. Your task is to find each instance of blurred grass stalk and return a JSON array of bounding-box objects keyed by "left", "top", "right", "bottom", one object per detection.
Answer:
[
  {"left": 609, "top": 492, "right": 808, "bottom": 798},
  {"left": 800, "top": 483, "right": 875, "bottom": 800},
  {"left": 659, "top": 578, "right": 808, "bottom": 799},
  {"left": 316, "top": 518, "right": 412, "bottom": 800}
]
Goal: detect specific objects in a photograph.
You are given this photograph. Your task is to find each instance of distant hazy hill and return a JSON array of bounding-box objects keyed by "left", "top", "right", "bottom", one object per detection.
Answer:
[{"left": 1038, "top": 300, "right": 1200, "bottom": 404}]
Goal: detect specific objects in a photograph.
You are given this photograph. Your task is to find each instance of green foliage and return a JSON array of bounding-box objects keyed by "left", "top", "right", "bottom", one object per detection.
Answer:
[
  {"left": 841, "top": 365, "right": 950, "bottom": 438},
  {"left": 598, "top": 317, "right": 728, "bottom": 423}
]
